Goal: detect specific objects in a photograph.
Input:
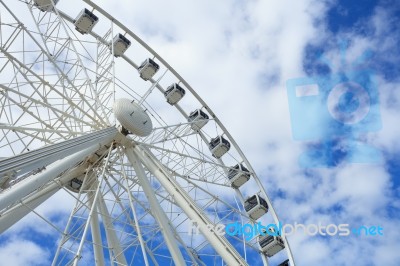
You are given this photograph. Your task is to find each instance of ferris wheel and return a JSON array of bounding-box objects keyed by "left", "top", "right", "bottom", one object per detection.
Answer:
[{"left": 0, "top": 1, "right": 295, "bottom": 265}]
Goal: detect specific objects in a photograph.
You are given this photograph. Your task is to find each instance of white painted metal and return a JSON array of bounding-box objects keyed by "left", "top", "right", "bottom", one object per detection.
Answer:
[
  {"left": 112, "top": 34, "right": 131, "bottom": 57},
  {"left": 0, "top": 142, "right": 108, "bottom": 212},
  {"left": 125, "top": 146, "right": 186, "bottom": 266},
  {"left": 138, "top": 58, "right": 159, "bottom": 81},
  {"left": 130, "top": 144, "right": 248, "bottom": 266},
  {"left": 73, "top": 178, "right": 103, "bottom": 266},
  {"left": 48, "top": 3, "right": 111, "bottom": 125},
  {"left": 97, "top": 193, "right": 128, "bottom": 266},
  {"left": 74, "top": 8, "right": 98, "bottom": 34},
  {"left": 33, "top": 0, "right": 58, "bottom": 11},
  {"left": 0, "top": 164, "right": 87, "bottom": 233},
  {"left": 113, "top": 98, "right": 153, "bottom": 136},
  {"left": 88, "top": 191, "right": 106, "bottom": 266},
  {"left": 165, "top": 84, "right": 185, "bottom": 105},
  {"left": 72, "top": 145, "right": 112, "bottom": 266},
  {"left": 119, "top": 161, "right": 150, "bottom": 266},
  {"left": 102, "top": 169, "right": 161, "bottom": 266},
  {"left": 76, "top": 2, "right": 295, "bottom": 262},
  {"left": 0, "top": 126, "right": 117, "bottom": 181},
  {"left": 51, "top": 169, "right": 99, "bottom": 266}
]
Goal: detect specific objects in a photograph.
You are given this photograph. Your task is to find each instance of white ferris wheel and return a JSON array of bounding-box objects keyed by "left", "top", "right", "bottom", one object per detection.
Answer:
[{"left": 0, "top": 1, "right": 295, "bottom": 265}]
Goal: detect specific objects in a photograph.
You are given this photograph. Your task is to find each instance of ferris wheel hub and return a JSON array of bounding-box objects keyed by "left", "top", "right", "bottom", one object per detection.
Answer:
[{"left": 113, "top": 98, "right": 153, "bottom": 136}]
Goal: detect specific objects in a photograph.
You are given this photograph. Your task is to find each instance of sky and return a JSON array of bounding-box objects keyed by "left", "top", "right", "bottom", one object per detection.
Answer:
[{"left": 1, "top": 0, "right": 400, "bottom": 265}]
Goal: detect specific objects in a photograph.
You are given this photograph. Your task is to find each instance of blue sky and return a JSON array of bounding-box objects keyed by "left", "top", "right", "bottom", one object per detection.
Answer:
[
  {"left": 1, "top": 0, "right": 400, "bottom": 265},
  {"left": 312, "top": 0, "right": 400, "bottom": 189},
  {"left": 280, "top": 0, "right": 400, "bottom": 264}
]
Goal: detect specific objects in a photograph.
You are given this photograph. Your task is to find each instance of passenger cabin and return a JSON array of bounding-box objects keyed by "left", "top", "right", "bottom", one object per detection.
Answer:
[
  {"left": 258, "top": 230, "right": 285, "bottom": 257},
  {"left": 69, "top": 177, "right": 83, "bottom": 192},
  {"left": 74, "top": 8, "right": 99, "bottom": 34},
  {"left": 34, "top": 0, "right": 59, "bottom": 11},
  {"left": 188, "top": 109, "right": 209, "bottom": 130},
  {"left": 164, "top": 83, "right": 185, "bottom": 105},
  {"left": 278, "top": 259, "right": 290, "bottom": 266},
  {"left": 208, "top": 136, "right": 230, "bottom": 159},
  {"left": 244, "top": 194, "right": 268, "bottom": 220},
  {"left": 228, "top": 164, "right": 251, "bottom": 188},
  {"left": 111, "top": 34, "right": 131, "bottom": 57},
  {"left": 138, "top": 58, "right": 159, "bottom": 81}
]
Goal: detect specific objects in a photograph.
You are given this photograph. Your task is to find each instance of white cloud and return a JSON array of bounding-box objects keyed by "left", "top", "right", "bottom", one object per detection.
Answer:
[
  {"left": 0, "top": 238, "right": 50, "bottom": 266},
  {"left": 1, "top": 0, "right": 400, "bottom": 265}
]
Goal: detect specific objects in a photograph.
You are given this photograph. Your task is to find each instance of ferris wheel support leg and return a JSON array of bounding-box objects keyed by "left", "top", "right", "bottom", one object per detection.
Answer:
[
  {"left": 73, "top": 146, "right": 117, "bottom": 266},
  {"left": 0, "top": 164, "right": 87, "bottom": 234},
  {"left": 73, "top": 163, "right": 109, "bottom": 266},
  {"left": 125, "top": 147, "right": 187, "bottom": 266},
  {"left": 0, "top": 185, "right": 57, "bottom": 233},
  {"left": 52, "top": 170, "right": 98, "bottom": 266},
  {"left": 88, "top": 191, "right": 105, "bottom": 266},
  {"left": 0, "top": 142, "right": 109, "bottom": 212},
  {"left": 129, "top": 145, "right": 249, "bottom": 266},
  {"left": 97, "top": 193, "right": 128, "bottom": 266},
  {"left": 119, "top": 164, "right": 150, "bottom": 266}
]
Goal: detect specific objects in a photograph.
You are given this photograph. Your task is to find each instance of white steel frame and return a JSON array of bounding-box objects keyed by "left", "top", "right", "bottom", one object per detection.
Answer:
[{"left": 0, "top": 0, "right": 296, "bottom": 265}]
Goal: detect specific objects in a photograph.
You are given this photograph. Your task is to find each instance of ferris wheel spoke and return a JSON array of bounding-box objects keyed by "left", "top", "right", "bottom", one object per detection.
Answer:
[
  {"left": 1, "top": 3, "right": 96, "bottom": 123},
  {"left": 55, "top": 10, "right": 121, "bottom": 123},
  {"left": 140, "top": 140, "right": 207, "bottom": 167},
  {"left": 0, "top": 129, "right": 41, "bottom": 155},
  {"left": 149, "top": 129, "right": 198, "bottom": 146},
  {"left": 0, "top": 84, "right": 92, "bottom": 135},
  {"left": 126, "top": 144, "right": 249, "bottom": 266},
  {"left": 125, "top": 145, "right": 187, "bottom": 265},
  {"left": 173, "top": 172, "right": 243, "bottom": 216},
  {"left": 96, "top": 154, "right": 171, "bottom": 264},
  {"left": 50, "top": 7, "right": 112, "bottom": 125},
  {"left": 140, "top": 144, "right": 228, "bottom": 186},
  {"left": 117, "top": 153, "right": 151, "bottom": 266},
  {"left": 138, "top": 68, "right": 169, "bottom": 105},
  {"left": 143, "top": 126, "right": 221, "bottom": 170},
  {"left": 72, "top": 172, "right": 105, "bottom": 266},
  {"left": 51, "top": 171, "right": 100, "bottom": 265},
  {"left": 103, "top": 173, "right": 186, "bottom": 266},
  {"left": 97, "top": 192, "right": 129, "bottom": 266},
  {"left": 104, "top": 171, "right": 163, "bottom": 266},
  {"left": 141, "top": 122, "right": 193, "bottom": 146},
  {"left": 52, "top": 146, "right": 115, "bottom": 265},
  {"left": 25, "top": 8, "right": 110, "bottom": 127},
  {"left": 0, "top": 23, "right": 23, "bottom": 56},
  {"left": 0, "top": 88, "right": 66, "bottom": 139},
  {"left": 0, "top": 44, "right": 104, "bottom": 131}
]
